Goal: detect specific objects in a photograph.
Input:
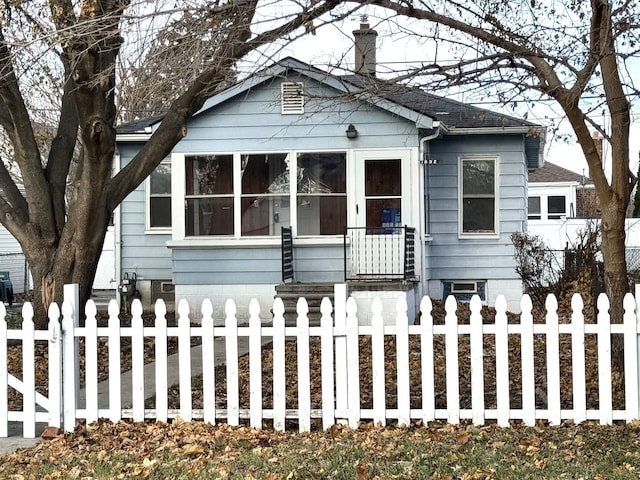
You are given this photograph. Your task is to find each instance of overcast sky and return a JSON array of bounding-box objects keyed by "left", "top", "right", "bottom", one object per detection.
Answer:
[{"left": 246, "top": 2, "right": 640, "bottom": 179}]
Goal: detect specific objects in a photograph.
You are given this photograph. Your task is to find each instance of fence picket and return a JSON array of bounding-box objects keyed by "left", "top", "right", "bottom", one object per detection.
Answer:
[
  {"left": 571, "top": 294, "right": 587, "bottom": 424},
  {"left": 520, "top": 295, "right": 535, "bottom": 426},
  {"left": 469, "top": 295, "right": 484, "bottom": 426},
  {"left": 396, "top": 297, "right": 410, "bottom": 427},
  {"left": 444, "top": 296, "right": 460, "bottom": 424},
  {"left": 346, "top": 297, "right": 360, "bottom": 429},
  {"left": 546, "top": 295, "right": 561, "bottom": 425},
  {"left": 201, "top": 299, "right": 215, "bottom": 425},
  {"left": 334, "top": 284, "right": 347, "bottom": 423},
  {"left": 272, "top": 298, "right": 286, "bottom": 431},
  {"left": 0, "top": 305, "right": 7, "bottom": 437},
  {"left": 130, "top": 299, "right": 145, "bottom": 422},
  {"left": 495, "top": 295, "right": 509, "bottom": 427},
  {"left": 21, "top": 303, "right": 35, "bottom": 438},
  {"left": 320, "top": 298, "right": 334, "bottom": 430},
  {"left": 178, "top": 299, "right": 193, "bottom": 421},
  {"left": 155, "top": 299, "right": 168, "bottom": 423},
  {"left": 297, "top": 298, "right": 311, "bottom": 432},
  {"left": 420, "top": 297, "right": 435, "bottom": 424},
  {"left": 371, "top": 297, "right": 385, "bottom": 427},
  {"left": 84, "top": 300, "right": 99, "bottom": 425},
  {"left": 596, "top": 294, "right": 612, "bottom": 425},
  {"left": 225, "top": 299, "right": 239, "bottom": 426},
  {"left": 107, "top": 300, "right": 122, "bottom": 423},
  {"left": 248, "top": 299, "right": 262, "bottom": 429}
]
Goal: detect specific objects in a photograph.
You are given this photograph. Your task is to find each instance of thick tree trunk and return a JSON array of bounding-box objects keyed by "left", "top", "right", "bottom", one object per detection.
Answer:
[{"left": 25, "top": 219, "right": 109, "bottom": 328}]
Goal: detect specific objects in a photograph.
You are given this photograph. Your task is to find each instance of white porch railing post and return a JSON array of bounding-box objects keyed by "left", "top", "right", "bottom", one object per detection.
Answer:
[{"left": 334, "top": 284, "right": 347, "bottom": 423}]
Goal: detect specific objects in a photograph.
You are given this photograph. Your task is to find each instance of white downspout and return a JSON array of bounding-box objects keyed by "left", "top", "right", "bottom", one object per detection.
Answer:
[
  {"left": 114, "top": 152, "right": 122, "bottom": 308},
  {"left": 419, "top": 122, "right": 441, "bottom": 302}
]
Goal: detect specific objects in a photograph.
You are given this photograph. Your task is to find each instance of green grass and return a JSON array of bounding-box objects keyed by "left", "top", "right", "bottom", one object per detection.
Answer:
[{"left": 2, "top": 419, "right": 640, "bottom": 479}]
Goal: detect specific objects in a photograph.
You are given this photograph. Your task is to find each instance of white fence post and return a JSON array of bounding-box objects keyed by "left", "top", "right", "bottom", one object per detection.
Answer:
[
  {"left": 0, "top": 305, "right": 7, "bottom": 437},
  {"left": 47, "top": 304, "right": 62, "bottom": 430},
  {"left": 624, "top": 292, "right": 639, "bottom": 422},
  {"left": 61, "top": 299, "right": 77, "bottom": 433},
  {"left": 178, "top": 299, "right": 193, "bottom": 422},
  {"left": 84, "top": 300, "right": 99, "bottom": 425}
]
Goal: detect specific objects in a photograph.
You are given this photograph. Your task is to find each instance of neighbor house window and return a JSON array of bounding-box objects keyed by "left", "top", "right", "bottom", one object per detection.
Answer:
[
  {"left": 147, "top": 159, "right": 172, "bottom": 230},
  {"left": 528, "top": 196, "right": 541, "bottom": 220},
  {"left": 241, "top": 153, "right": 289, "bottom": 236},
  {"left": 185, "top": 155, "right": 234, "bottom": 236},
  {"left": 459, "top": 156, "right": 497, "bottom": 235},
  {"left": 547, "top": 195, "right": 566, "bottom": 219},
  {"left": 296, "top": 152, "right": 346, "bottom": 235}
]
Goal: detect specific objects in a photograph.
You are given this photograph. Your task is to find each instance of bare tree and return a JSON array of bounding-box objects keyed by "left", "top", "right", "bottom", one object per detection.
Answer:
[
  {"left": 350, "top": 1, "right": 638, "bottom": 327},
  {"left": 0, "top": 0, "right": 354, "bottom": 325}
]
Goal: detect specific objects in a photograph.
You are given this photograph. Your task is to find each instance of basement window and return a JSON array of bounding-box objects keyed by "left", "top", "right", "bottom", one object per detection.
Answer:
[
  {"left": 281, "top": 82, "right": 304, "bottom": 114},
  {"left": 443, "top": 280, "right": 486, "bottom": 302}
]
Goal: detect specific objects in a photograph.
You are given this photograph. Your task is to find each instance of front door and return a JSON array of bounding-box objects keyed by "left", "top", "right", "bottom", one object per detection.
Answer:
[{"left": 352, "top": 150, "right": 411, "bottom": 278}]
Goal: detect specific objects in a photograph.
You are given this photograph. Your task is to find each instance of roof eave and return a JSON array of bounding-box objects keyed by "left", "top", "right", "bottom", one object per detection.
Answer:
[
  {"left": 446, "top": 126, "right": 542, "bottom": 135},
  {"left": 116, "top": 133, "right": 153, "bottom": 142}
]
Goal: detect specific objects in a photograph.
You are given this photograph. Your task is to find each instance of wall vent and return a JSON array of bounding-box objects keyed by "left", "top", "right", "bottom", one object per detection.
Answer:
[{"left": 281, "top": 82, "right": 304, "bottom": 114}]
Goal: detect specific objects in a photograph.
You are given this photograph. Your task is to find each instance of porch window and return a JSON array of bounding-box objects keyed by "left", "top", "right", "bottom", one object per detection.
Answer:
[
  {"left": 147, "top": 159, "right": 172, "bottom": 230},
  {"left": 185, "top": 155, "right": 234, "bottom": 236},
  {"left": 459, "top": 156, "right": 497, "bottom": 235},
  {"left": 241, "top": 153, "right": 289, "bottom": 236},
  {"left": 296, "top": 152, "right": 346, "bottom": 235}
]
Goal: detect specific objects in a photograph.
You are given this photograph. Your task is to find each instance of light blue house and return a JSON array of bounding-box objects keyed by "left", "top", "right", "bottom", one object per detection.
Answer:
[{"left": 115, "top": 24, "right": 544, "bottom": 320}]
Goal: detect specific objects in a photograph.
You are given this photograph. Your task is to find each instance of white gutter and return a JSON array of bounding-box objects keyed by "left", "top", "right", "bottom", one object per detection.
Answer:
[{"left": 446, "top": 126, "right": 541, "bottom": 135}]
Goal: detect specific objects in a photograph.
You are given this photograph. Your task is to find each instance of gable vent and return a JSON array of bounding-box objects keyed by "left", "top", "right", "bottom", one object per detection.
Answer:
[{"left": 281, "top": 82, "right": 304, "bottom": 114}]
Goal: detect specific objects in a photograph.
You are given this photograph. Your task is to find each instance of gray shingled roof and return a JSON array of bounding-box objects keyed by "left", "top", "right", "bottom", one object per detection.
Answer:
[
  {"left": 117, "top": 58, "right": 541, "bottom": 134},
  {"left": 528, "top": 161, "right": 591, "bottom": 184},
  {"left": 341, "top": 74, "right": 538, "bottom": 130}
]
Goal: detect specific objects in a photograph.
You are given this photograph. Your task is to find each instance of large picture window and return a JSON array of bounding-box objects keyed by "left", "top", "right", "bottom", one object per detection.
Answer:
[
  {"left": 183, "top": 151, "right": 346, "bottom": 238},
  {"left": 148, "top": 160, "right": 172, "bottom": 230},
  {"left": 460, "top": 156, "right": 497, "bottom": 235},
  {"left": 297, "top": 152, "right": 346, "bottom": 235}
]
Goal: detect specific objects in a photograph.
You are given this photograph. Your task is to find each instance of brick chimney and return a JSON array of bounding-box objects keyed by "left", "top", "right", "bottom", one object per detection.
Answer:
[{"left": 353, "top": 17, "right": 377, "bottom": 76}]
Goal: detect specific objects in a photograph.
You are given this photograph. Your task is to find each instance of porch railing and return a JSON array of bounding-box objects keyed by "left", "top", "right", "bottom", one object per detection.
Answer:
[
  {"left": 344, "top": 226, "right": 416, "bottom": 281},
  {"left": 281, "top": 226, "right": 294, "bottom": 283}
]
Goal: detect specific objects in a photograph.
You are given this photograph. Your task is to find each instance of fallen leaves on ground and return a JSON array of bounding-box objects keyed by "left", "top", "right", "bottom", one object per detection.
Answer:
[{"left": 3, "top": 418, "right": 640, "bottom": 479}]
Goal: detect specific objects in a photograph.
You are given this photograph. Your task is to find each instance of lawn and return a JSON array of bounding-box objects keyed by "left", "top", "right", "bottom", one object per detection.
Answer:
[{"left": 1, "top": 418, "right": 640, "bottom": 479}]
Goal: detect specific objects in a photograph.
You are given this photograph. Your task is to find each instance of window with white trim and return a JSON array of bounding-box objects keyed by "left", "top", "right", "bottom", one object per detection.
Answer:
[
  {"left": 147, "top": 159, "right": 172, "bottom": 230},
  {"left": 183, "top": 151, "right": 346, "bottom": 238},
  {"left": 459, "top": 156, "right": 498, "bottom": 235}
]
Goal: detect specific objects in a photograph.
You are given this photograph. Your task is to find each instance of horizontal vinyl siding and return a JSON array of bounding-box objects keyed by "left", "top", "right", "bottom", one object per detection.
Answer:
[
  {"left": 118, "top": 143, "right": 173, "bottom": 280},
  {"left": 174, "top": 74, "right": 419, "bottom": 153},
  {"left": 426, "top": 134, "right": 526, "bottom": 282}
]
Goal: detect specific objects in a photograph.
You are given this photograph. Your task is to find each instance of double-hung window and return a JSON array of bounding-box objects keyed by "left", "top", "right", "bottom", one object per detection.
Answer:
[
  {"left": 147, "top": 159, "right": 172, "bottom": 230},
  {"left": 459, "top": 156, "right": 498, "bottom": 236}
]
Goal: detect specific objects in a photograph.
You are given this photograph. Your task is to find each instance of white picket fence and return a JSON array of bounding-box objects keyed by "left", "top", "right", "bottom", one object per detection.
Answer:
[{"left": 2, "top": 284, "right": 640, "bottom": 438}]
